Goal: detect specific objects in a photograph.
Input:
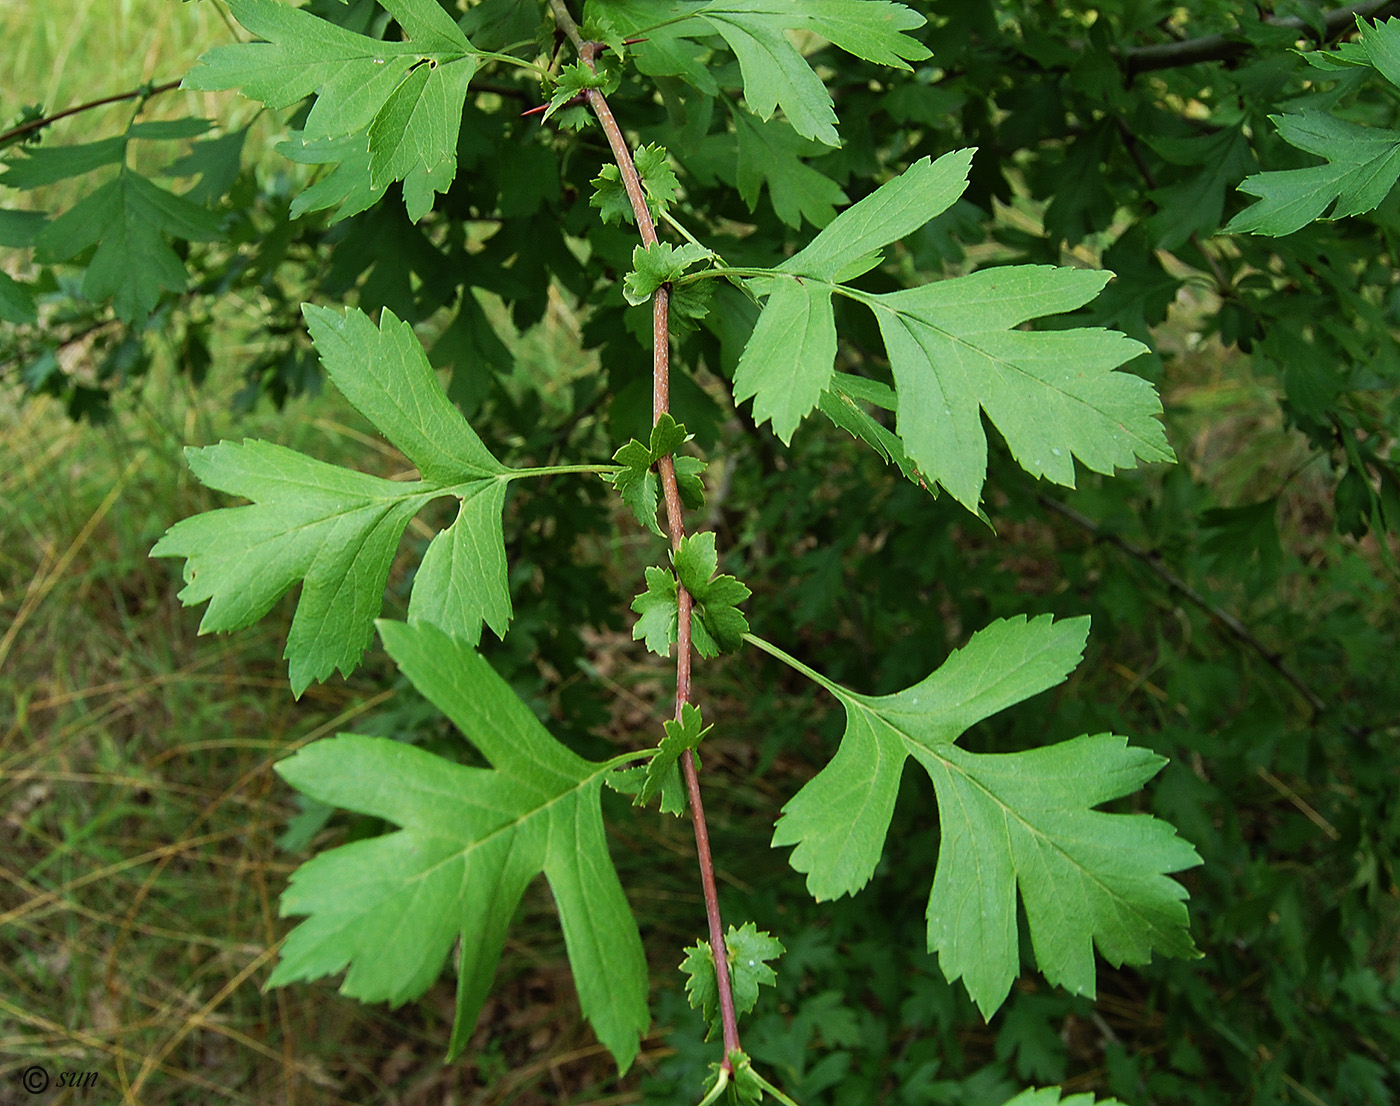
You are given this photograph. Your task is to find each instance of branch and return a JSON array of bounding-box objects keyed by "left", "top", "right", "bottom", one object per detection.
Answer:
[
  {"left": 1122, "top": 0, "right": 1400, "bottom": 78},
  {"left": 548, "top": 0, "right": 744, "bottom": 1069},
  {"left": 1037, "top": 492, "right": 1367, "bottom": 739},
  {"left": 0, "top": 78, "right": 181, "bottom": 147}
]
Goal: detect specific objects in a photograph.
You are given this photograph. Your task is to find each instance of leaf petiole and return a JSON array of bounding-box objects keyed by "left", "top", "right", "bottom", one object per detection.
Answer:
[{"left": 505, "top": 463, "right": 621, "bottom": 480}]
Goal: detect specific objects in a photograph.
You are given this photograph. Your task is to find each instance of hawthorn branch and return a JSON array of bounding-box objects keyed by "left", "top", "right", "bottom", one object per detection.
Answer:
[
  {"left": 0, "top": 78, "right": 181, "bottom": 147},
  {"left": 1037, "top": 492, "right": 1368, "bottom": 739},
  {"left": 548, "top": 0, "right": 744, "bottom": 1069},
  {"left": 1121, "top": 0, "right": 1400, "bottom": 78}
]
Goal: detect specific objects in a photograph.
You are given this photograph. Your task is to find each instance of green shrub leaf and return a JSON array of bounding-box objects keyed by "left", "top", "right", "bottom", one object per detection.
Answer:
[{"left": 269, "top": 619, "right": 650, "bottom": 1072}]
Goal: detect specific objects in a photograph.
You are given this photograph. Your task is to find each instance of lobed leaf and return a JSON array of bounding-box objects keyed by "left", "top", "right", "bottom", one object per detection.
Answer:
[
  {"left": 152, "top": 307, "right": 514, "bottom": 695},
  {"left": 270, "top": 620, "right": 650, "bottom": 1072},
  {"left": 769, "top": 614, "right": 1201, "bottom": 1017},
  {"left": 184, "top": 0, "right": 479, "bottom": 221}
]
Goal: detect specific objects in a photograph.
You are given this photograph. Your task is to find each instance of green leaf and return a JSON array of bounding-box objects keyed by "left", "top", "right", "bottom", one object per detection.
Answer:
[
  {"left": 681, "top": 922, "right": 784, "bottom": 1038},
  {"left": 33, "top": 171, "right": 221, "bottom": 322},
  {"left": 630, "top": 534, "right": 749, "bottom": 657},
  {"left": 1225, "top": 109, "right": 1400, "bottom": 236},
  {"left": 279, "top": 130, "right": 385, "bottom": 223},
  {"left": 269, "top": 620, "right": 649, "bottom": 1072},
  {"left": 0, "top": 270, "right": 37, "bottom": 324},
  {"left": 591, "top": 143, "right": 681, "bottom": 226},
  {"left": 1000, "top": 1090, "right": 1127, "bottom": 1106},
  {"left": 698, "top": 0, "right": 930, "bottom": 145},
  {"left": 734, "top": 108, "right": 849, "bottom": 229},
  {"left": 869, "top": 264, "right": 1169, "bottom": 510},
  {"left": 638, "top": 701, "right": 711, "bottom": 808},
  {"left": 624, "top": 241, "right": 712, "bottom": 305},
  {"left": 767, "top": 615, "right": 1201, "bottom": 1017},
  {"left": 673, "top": 531, "right": 751, "bottom": 654},
  {"left": 608, "top": 413, "right": 704, "bottom": 535},
  {"left": 816, "top": 373, "right": 929, "bottom": 492},
  {"left": 151, "top": 307, "right": 514, "bottom": 695},
  {"left": 184, "top": 0, "right": 479, "bottom": 221},
  {"left": 733, "top": 150, "right": 973, "bottom": 442},
  {"left": 631, "top": 564, "right": 681, "bottom": 655}
]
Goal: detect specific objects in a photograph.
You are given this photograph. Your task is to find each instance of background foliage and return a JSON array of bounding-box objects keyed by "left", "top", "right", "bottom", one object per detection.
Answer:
[{"left": 2, "top": 0, "right": 1398, "bottom": 1103}]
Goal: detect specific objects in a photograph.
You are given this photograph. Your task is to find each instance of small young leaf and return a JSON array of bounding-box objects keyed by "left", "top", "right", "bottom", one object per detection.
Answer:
[
  {"left": 608, "top": 413, "right": 705, "bottom": 535},
  {"left": 542, "top": 60, "right": 616, "bottom": 123},
  {"left": 638, "top": 702, "right": 712, "bottom": 808},
  {"left": 630, "top": 534, "right": 750, "bottom": 657},
  {"left": 592, "top": 143, "right": 680, "bottom": 225},
  {"left": 623, "top": 241, "right": 712, "bottom": 305},
  {"left": 767, "top": 614, "right": 1202, "bottom": 1018},
  {"left": 681, "top": 922, "right": 784, "bottom": 1038},
  {"left": 269, "top": 620, "right": 650, "bottom": 1072}
]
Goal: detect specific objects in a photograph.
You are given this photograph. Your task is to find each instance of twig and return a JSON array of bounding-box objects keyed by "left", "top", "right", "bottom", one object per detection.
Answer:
[
  {"left": 548, "top": 0, "right": 744, "bottom": 1070},
  {"left": 1037, "top": 492, "right": 1369, "bottom": 738},
  {"left": 1121, "top": 0, "right": 1400, "bottom": 78},
  {"left": 0, "top": 79, "right": 181, "bottom": 147}
]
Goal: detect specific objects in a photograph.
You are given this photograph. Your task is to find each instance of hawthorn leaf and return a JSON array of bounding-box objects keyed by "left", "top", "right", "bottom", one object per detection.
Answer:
[
  {"left": 269, "top": 620, "right": 650, "bottom": 1072},
  {"left": 592, "top": 144, "right": 681, "bottom": 226},
  {"left": 279, "top": 130, "right": 385, "bottom": 223},
  {"left": 699, "top": 0, "right": 930, "bottom": 145},
  {"left": 733, "top": 150, "right": 973, "bottom": 442},
  {"left": 869, "top": 265, "right": 1169, "bottom": 510},
  {"left": 768, "top": 614, "right": 1201, "bottom": 1017},
  {"left": 638, "top": 702, "right": 711, "bottom": 808},
  {"left": 33, "top": 171, "right": 221, "bottom": 322},
  {"left": 1225, "top": 109, "right": 1400, "bottom": 236},
  {"left": 608, "top": 413, "right": 705, "bottom": 535},
  {"left": 624, "top": 241, "right": 712, "bottom": 305},
  {"left": 0, "top": 271, "right": 37, "bottom": 324},
  {"left": 681, "top": 922, "right": 784, "bottom": 1038},
  {"left": 734, "top": 108, "right": 849, "bottom": 229},
  {"left": 732, "top": 275, "right": 836, "bottom": 443},
  {"left": 817, "top": 373, "right": 929, "bottom": 492},
  {"left": 185, "top": 0, "right": 480, "bottom": 221},
  {"left": 1001, "top": 1090, "right": 1126, "bottom": 1106},
  {"left": 631, "top": 565, "right": 681, "bottom": 655},
  {"left": 630, "top": 534, "right": 749, "bottom": 657},
  {"left": 152, "top": 307, "right": 514, "bottom": 695}
]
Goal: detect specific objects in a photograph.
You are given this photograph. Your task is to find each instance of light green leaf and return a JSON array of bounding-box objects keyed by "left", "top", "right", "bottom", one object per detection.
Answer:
[
  {"left": 591, "top": 143, "right": 681, "bottom": 226},
  {"left": 1000, "top": 1089, "right": 1126, "bottom": 1106},
  {"left": 733, "top": 151, "right": 972, "bottom": 442},
  {"left": 279, "top": 130, "right": 385, "bottom": 223},
  {"left": 630, "top": 534, "right": 749, "bottom": 657},
  {"left": 152, "top": 307, "right": 514, "bottom": 695},
  {"left": 681, "top": 922, "right": 784, "bottom": 1038},
  {"left": 869, "top": 265, "right": 1168, "bottom": 510},
  {"left": 270, "top": 619, "right": 650, "bottom": 1072},
  {"left": 1225, "top": 109, "right": 1400, "bottom": 236},
  {"left": 33, "top": 171, "right": 221, "bottom": 322},
  {"left": 624, "top": 241, "right": 712, "bottom": 305},
  {"left": 732, "top": 276, "right": 836, "bottom": 444},
  {"left": 699, "top": 0, "right": 930, "bottom": 145},
  {"left": 608, "top": 413, "right": 704, "bottom": 535},
  {"left": 817, "top": 373, "right": 929, "bottom": 492},
  {"left": 783, "top": 150, "right": 973, "bottom": 281},
  {"left": 767, "top": 614, "right": 1201, "bottom": 1017},
  {"left": 184, "top": 0, "right": 479, "bottom": 221},
  {"left": 638, "top": 702, "right": 711, "bottom": 808}
]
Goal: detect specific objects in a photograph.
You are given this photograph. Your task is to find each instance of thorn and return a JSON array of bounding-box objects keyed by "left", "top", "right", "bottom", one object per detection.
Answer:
[
  {"left": 521, "top": 103, "right": 549, "bottom": 117},
  {"left": 623, "top": 36, "right": 649, "bottom": 45}
]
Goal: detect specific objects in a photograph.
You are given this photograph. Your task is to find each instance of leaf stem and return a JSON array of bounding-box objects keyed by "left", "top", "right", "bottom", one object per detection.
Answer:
[
  {"left": 506, "top": 463, "right": 619, "bottom": 480},
  {"left": 551, "top": 0, "right": 744, "bottom": 1071},
  {"left": 741, "top": 633, "right": 846, "bottom": 700}
]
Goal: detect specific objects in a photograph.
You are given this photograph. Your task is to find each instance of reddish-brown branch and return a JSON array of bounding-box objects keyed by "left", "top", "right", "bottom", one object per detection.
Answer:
[
  {"left": 553, "top": 2, "right": 743, "bottom": 1069},
  {"left": 0, "top": 78, "right": 181, "bottom": 147}
]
